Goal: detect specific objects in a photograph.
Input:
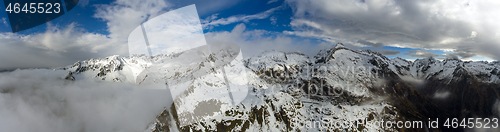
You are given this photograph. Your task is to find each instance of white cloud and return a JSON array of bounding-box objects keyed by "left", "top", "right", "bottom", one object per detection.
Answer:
[
  {"left": 270, "top": 16, "right": 277, "bottom": 25},
  {"left": 1, "top": 17, "right": 7, "bottom": 27},
  {"left": 400, "top": 75, "right": 425, "bottom": 86},
  {"left": 205, "top": 23, "right": 333, "bottom": 58},
  {"left": 284, "top": 0, "right": 500, "bottom": 61},
  {"left": 404, "top": 50, "right": 442, "bottom": 58},
  {"left": 0, "top": 23, "right": 126, "bottom": 70},
  {"left": 0, "top": 0, "right": 174, "bottom": 70},
  {"left": 433, "top": 91, "right": 451, "bottom": 99},
  {"left": 94, "top": 0, "right": 171, "bottom": 40},
  {"left": 0, "top": 69, "right": 170, "bottom": 132},
  {"left": 128, "top": 4, "right": 207, "bottom": 56},
  {"left": 469, "top": 31, "right": 477, "bottom": 39},
  {"left": 404, "top": 49, "right": 482, "bottom": 60},
  {"left": 267, "top": 0, "right": 279, "bottom": 4},
  {"left": 283, "top": 30, "right": 338, "bottom": 43},
  {"left": 202, "top": 6, "right": 282, "bottom": 29}
]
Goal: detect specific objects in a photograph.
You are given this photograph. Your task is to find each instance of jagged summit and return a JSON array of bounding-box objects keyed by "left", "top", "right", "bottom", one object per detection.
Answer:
[
  {"left": 313, "top": 43, "right": 351, "bottom": 63},
  {"left": 334, "top": 42, "right": 346, "bottom": 49}
]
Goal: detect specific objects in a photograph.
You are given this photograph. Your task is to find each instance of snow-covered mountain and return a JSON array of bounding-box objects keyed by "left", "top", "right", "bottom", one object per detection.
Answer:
[{"left": 61, "top": 43, "right": 500, "bottom": 131}]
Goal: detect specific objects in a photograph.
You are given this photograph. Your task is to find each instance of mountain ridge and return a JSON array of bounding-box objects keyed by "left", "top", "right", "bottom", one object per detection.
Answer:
[{"left": 61, "top": 43, "right": 500, "bottom": 131}]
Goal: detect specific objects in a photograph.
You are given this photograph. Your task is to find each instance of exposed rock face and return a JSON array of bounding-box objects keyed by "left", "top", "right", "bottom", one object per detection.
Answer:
[{"left": 65, "top": 43, "right": 500, "bottom": 132}]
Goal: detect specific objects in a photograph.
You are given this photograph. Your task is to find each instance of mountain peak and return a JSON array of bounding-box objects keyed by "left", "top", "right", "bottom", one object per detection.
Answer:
[{"left": 334, "top": 42, "right": 346, "bottom": 49}]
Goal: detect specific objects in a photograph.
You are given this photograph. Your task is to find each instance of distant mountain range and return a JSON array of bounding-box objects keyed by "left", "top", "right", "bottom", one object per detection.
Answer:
[{"left": 63, "top": 43, "right": 500, "bottom": 132}]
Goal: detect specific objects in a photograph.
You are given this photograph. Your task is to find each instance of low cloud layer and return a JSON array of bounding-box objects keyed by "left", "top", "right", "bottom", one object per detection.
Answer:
[
  {"left": 0, "top": 69, "right": 170, "bottom": 132},
  {"left": 404, "top": 50, "right": 442, "bottom": 58},
  {"left": 433, "top": 91, "right": 451, "bottom": 99},
  {"left": 404, "top": 49, "right": 474, "bottom": 60}
]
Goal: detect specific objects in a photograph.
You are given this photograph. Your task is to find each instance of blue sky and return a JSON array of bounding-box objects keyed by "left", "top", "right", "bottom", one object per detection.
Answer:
[
  {"left": 0, "top": 0, "right": 499, "bottom": 70},
  {"left": 0, "top": 0, "right": 292, "bottom": 34}
]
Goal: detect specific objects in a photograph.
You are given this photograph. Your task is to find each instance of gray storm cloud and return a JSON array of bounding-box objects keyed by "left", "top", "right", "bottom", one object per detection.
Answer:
[
  {"left": 357, "top": 40, "right": 384, "bottom": 48},
  {"left": 285, "top": 0, "right": 500, "bottom": 61}
]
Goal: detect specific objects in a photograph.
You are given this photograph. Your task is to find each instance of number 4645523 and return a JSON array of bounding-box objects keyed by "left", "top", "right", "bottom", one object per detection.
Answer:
[{"left": 5, "top": 3, "right": 61, "bottom": 14}]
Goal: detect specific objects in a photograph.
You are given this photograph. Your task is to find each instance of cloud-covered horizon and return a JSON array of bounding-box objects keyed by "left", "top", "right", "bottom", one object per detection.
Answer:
[{"left": 0, "top": 69, "right": 170, "bottom": 132}]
